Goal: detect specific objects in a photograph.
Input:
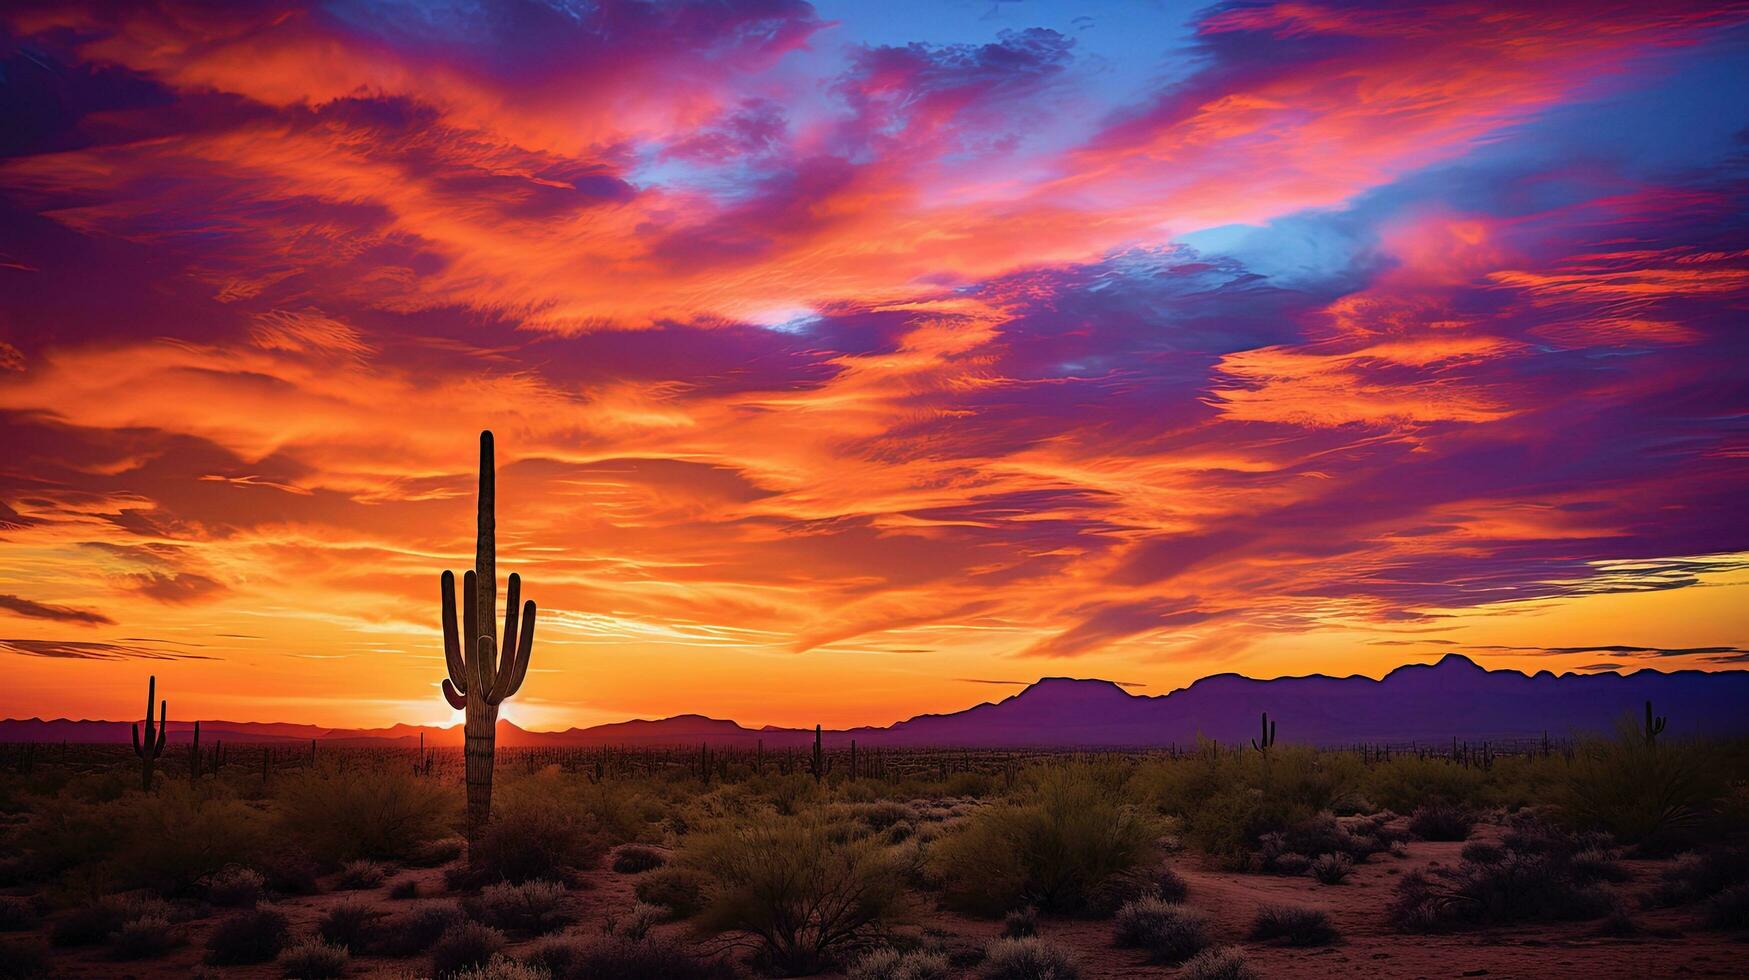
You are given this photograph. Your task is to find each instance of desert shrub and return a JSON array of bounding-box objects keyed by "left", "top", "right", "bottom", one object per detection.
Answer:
[
  {"left": 276, "top": 765, "right": 456, "bottom": 863},
  {"left": 1111, "top": 897, "right": 1208, "bottom": 964},
  {"left": 1389, "top": 848, "right": 1610, "bottom": 932},
  {"left": 112, "top": 914, "right": 181, "bottom": 959},
  {"left": 1408, "top": 804, "right": 1474, "bottom": 841},
  {"left": 377, "top": 903, "right": 467, "bottom": 956},
  {"left": 318, "top": 899, "right": 388, "bottom": 952},
  {"left": 1002, "top": 905, "right": 1038, "bottom": 938},
  {"left": 0, "top": 897, "right": 36, "bottom": 931},
  {"left": 1648, "top": 847, "right": 1749, "bottom": 907},
  {"left": 1561, "top": 730, "right": 1727, "bottom": 850},
  {"left": 471, "top": 880, "right": 571, "bottom": 934},
  {"left": 459, "top": 796, "right": 599, "bottom": 887},
  {"left": 1569, "top": 849, "right": 1629, "bottom": 883},
  {"left": 411, "top": 837, "right": 467, "bottom": 868},
  {"left": 635, "top": 865, "right": 708, "bottom": 918},
  {"left": 1707, "top": 883, "right": 1749, "bottom": 931},
  {"left": 430, "top": 921, "right": 506, "bottom": 978},
  {"left": 932, "top": 766, "right": 1158, "bottom": 917},
  {"left": 261, "top": 849, "right": 324, "bottom": 895},
  {"left": 209, "top": 865, "right": 267, "bottom": 907},
  {"left": 1151, "top": 747, "right": 1358, "bottom": 862},
  {"left": 281, "top": 939, "right": 351, "bottom": 979},
  {"left": 1366, "top": 756, "right": 1487, "bottom": 813},
  {"left": 525, "top": 933, "right": 733, "bottom": 980},
  {"left": 0, "top": 937, "right": 49, "bottom": 979},
  {"left": 52, "top": 901, "right": 123, "bottom": 947},
  {"left": 390, "top": 879, "right": 421, "bottom": 899},
  {"left": 1249, "top": 813, "right": 1383, "bottom": 874},
  {"left": 110, "top": 782, "right": 272, "bottom": 894},
  {"left": 338, "top": 859, "right": 390, "bottom": 889},
  {"left": 980, "top": 936, "right": 1079, "bottom": 980},
  {"left": 449, "top": 954, "right": 548, "bottom": 980},
  {"left": 613, "top": 844, "right": 667, "bottom": 874},
  {"left": 1179, "top": 945, "right": 1259, "bottom": 980},
  {"left": 849, "top": 946, "right": 953, "bottom": 980},
  {"left": 688, "top": 813, "right": 905, "bottom": 974},
  {"left": 1157, "top": 866, "right": 1188, "bottom": 902},
  {"left": 849, "top": 800, "right": 916, "bottom": 831},
  {"left": 1460, "top": 842, "right": 1504, "bottom": 864},
  {"left": 604, "top": 902, "right": 664, "bottom": 941},
  {"left": 1310, "top": 853, "right": 1353, "bottom": 884},
  {"left": 1250, "top": 904, "right": 1338, "bottom": 946},
  {"left": 207, "top": 908, "right": 291, "bottom": 964}
]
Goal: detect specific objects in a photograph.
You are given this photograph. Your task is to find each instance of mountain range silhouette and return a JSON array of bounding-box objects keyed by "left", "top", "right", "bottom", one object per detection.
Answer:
[{"left": 6, "top": 655, "right": 1746, "bottom": 748}]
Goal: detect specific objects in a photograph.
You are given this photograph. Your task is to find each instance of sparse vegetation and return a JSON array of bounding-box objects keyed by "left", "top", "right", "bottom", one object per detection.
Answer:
[
  {"left": 318, "top": 899, "right": 388, "bottom": 952},
  {"left": 207, "top": 908, "right": 290, "bottom": 964},
  {"left": 208, "top": 865, "right": 267, "bottom": 907},
  {"left": 1409, "top": 803, "right": 1475, "bottom": 841},
  {"left": 1309, "top": 852, "right": 1354, "bottom": 884},
  {"left": 1179, "top": 946, "right": 1260, "bottom": 980},
  {"left": 613, "top": 844, "right": 667, "bottom": 873},
  {"left": 634, "top": 865, "right": 709, "bottom": 918},
  {"left": 280, "top": 939, "right": 351, "bottom": 979},
  {"left": 1112, "top": 897, "right": 1209, "bottom": 964},
  {"left": 980, "top": 936, "right": 1080, "bottom": 979},
  {"left": 1251, "top": 904, "right": 1339, "bottom": 946},
  {"left": 430, "top": 921, "right": 507, "bottom": 978},
  {"left": 470, "top": 879, "right": 571, "bottom": 934}
]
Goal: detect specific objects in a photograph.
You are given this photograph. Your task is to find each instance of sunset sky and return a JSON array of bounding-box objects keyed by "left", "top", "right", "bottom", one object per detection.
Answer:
[{"left": 2, "top": 1, "right": 1747, "bottom": 731}]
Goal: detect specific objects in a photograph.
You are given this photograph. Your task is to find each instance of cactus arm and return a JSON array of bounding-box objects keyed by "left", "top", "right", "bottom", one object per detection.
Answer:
[
  {"left": 472, "top": 635, "right": 494, "bottom": 708},
  {"left": 462, "top": 569, "right": 479, "bottom": 687},
  {"left": 441, "top": 570, "right": 466, "bottom": 691},
  {"left": 489, "top": 596, "right": 535, "bottom": 704},
  {"left": 442, "top": 678, "right": 467, "bottom": 710},
  {"left": 494, "top": 573, "right": 522, "bottom": 690},
  {"left": 155, "top": 701, "right": 168, "bottom": 756}
]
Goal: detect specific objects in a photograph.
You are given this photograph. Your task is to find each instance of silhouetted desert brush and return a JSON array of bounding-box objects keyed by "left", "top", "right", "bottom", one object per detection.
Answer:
[
  {"left": 524, "top": 934, "right": 734, "bottom": 980},
  {"left": 337, "top": 858, "right": 390, "bottom": 889},
  {"left": 430, "top": 921, "right": 506, "bottom": 978},
  {"left": 390, "top": 878, "right": 420, "bottom": 899},
  {"left": 1648, "top": 847, "right": 1749, "bottom": 907},
  {"left": 634, "top": 865, "right": 708, "bottom": 918},
  {"left": 1112, "top": 897, "right": 1209, "bottom": 964},
  {"left": 377, "top": 903, "right": 467, "bottom": 957},
  {"left": 112, "top": 914, "right": 181, "bottom": 960},
  {"left": 1003, "top": 905, "right": 1039, "bottom": 938},
  {"left": 690, "top": 814, "right": 904, "bottom": 974},
  {"left": 1179, "top": 945, "right": 1259, "bottom": 980},
  {"left": 1157, "top": 866, "right": 1188, "bottom": 901},
  {"left": 1460, "top": 841, "right": 1504, "bottom": 864},
  {"left": 612, "top": 844, "right": 666, "bottom": 873},
  {"left": 932, "top": 766, "right": 1158, "bottom": 917},
  {"left": 1409, "top": 804, "right": 1475, "bottom": 841},
  {"left": 980, "top": 936, "right": 1080, "bottom": 979},
  {"left": 1310, "top": 853, "right": 1354, "bottom": 884},
  {"left": 849, "top": 946, "right": 953, "bottom": 980},
  {"left": 207, "top": 908, "right": 290, "bottom": 964},
  {"left": 449, "top": 954, "right": 548, "bottom": 980},
  {"left": 1390, "top": 847, "right": 1610, "bottom": 932},
  {"left": 208, "top": 865, "right": 267, "bottom": 907},
  {"left": 1250, "top": 904, "right": 1339, "bottom": 946},
  {"left": 1569, "top": 848, "right": 1630, "bottom": 883},
  {"left": 470, "top": 879, "right": 571, "bottom": 934},
  {"left": 1562, "top": 728, "right": 1727, "bottom": 850},
  {"left": 318, "top": 899, "right": 388, "bottom": 952},
  {"left": 280, "top": 939, "right": 350, "bottom": 979},
  {"left": 603, "top": 901, "right": 663, "bottom": 941},
  {"left": 1366, "top": 756, "right": 1487, "bottom": 813},
  {"left": 277, "top": 765, "right": 455, "bottom": 863},
  {"left": 451, "top": 786, "right": 601, "bottom": 887},
  {"left": 1707, "top": 883, "right": 1749, "bottom": 930},
  {"left": 111, "top": 782, "right": 272, "bottom": 894}
]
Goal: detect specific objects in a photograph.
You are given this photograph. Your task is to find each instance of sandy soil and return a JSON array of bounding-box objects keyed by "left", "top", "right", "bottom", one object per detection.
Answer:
[{"left": 24, "top": 824, "right": 1747, "bottom": 979}]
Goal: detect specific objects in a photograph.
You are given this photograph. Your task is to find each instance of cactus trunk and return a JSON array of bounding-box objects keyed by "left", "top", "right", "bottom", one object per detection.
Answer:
[{"left": 439, "top": 431, "right": 539, "bottom": 863}]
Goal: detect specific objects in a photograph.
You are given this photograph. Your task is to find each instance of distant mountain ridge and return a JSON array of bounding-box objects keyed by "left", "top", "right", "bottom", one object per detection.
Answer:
[{"left": 4, "top": 655, "right": 1746, "bottom": 748}]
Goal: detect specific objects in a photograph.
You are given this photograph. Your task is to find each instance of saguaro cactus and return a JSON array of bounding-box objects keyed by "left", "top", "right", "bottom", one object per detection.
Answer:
[
  {"left": 1251, "top": 711, "right": 1276, "bottom": 754},
  {"left": 132, "top": 675, "right": 168, "bottom": 791},
  {"left": 1644, "top": 700, "right": 1667, "bottom": 747},
  {"left": 439, "top": 430, "right": 538, "bottom": 851},
  {"left": 811, "top": 724, "right": 823, "bottom": 782}
]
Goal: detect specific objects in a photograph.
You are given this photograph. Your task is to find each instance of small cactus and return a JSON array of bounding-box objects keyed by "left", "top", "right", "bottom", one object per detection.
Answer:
[
  {"left": 811, "top": 725, "right": 823, "bottom": 782},
  {"left": 1644, "top": 701, "right": 1667, "bottom": 747},
  {"left": 1252, "top": 711, "right": 1276, "bottom": 753},
  {"left": 132, "top": 675, "right": 168, "bottom": 791}
]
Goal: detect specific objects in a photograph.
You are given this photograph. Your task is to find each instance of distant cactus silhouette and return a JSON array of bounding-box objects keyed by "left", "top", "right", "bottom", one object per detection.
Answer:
[
  {"left": 131, "top": 674, "right": 168, "bottom": 791},
  {"left": 1644, "top": 700, "right": 1667, "bottom": 747},
  {"left": 811, "top": 724, "right": 823, "bottom": 782},
  {"left": 439, "top": 430, "right": 538, "bottom": 853},
  {"left": 1251, "top": 711, "right": 1276, "bottom": 753}
]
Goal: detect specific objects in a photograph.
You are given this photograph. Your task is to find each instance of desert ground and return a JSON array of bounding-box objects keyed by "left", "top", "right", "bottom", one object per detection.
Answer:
[{"left": 1, "top": 736, "right": 1744, "bottom": 979}]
